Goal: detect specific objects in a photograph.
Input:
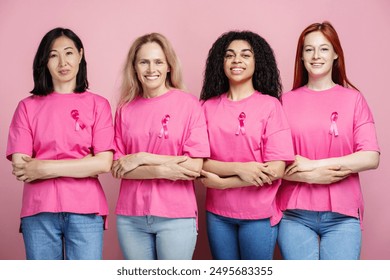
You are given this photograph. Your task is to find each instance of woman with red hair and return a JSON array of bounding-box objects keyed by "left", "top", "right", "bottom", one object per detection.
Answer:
[{"left": 277, "top": 21, "right": 380, "bottom": 259}]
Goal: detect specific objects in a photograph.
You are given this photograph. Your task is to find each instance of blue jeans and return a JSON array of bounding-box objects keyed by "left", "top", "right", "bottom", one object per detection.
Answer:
[
  {"left": 278, "top": 209, "right": 361, "bottom": 260},
  {"left": 21, "top": 212, "right": 104, "bottom": 260},
  {"left": 206, "top": 211, "right": 278, "bottom": 260},
  {"left": 117, "top": 215, "right": 197, "bottom": 260}
]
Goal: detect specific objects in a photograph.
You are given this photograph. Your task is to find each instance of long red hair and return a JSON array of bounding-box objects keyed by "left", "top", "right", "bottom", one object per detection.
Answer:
[{"left": 292, "top": 21, "right": 358, "bottom": 91}]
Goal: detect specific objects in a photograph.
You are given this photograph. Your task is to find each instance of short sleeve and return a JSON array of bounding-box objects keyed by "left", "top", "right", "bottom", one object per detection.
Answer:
[
  {"left": 91, "top": 98, "right": 115, "bottom": 155},
  {"left": 353, "top": 93, "right": 380, "bottom": 152},
  {"left": 182, "top": 101, "right": 210, "bottom": 158},
  {"left": 6, "top": 101, "right": 33, "bottom": 160},
  {"left": 262, "top": 100, "right": 295, "bottom": 162},
  {"left": 113, "top": 108, "right": 127, "bottom": 160}
]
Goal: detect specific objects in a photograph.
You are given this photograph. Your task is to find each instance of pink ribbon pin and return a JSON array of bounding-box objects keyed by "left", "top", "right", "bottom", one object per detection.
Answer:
[
  {"left": 70, "top": 110, "right": 86, "bottom": 131},
  {"left": 329, "top": 112, "right": 339, "bottom": 137},
  {"left": 235, "top": 112, "right": 246, "bottom": 136},
  {"left": 158, "top": 114, "right": 170, "bottom": 139}
]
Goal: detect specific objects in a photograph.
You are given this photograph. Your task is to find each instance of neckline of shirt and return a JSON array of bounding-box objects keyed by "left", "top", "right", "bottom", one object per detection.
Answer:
[
  {"left": 301, "top": 84, "right": 340, "bottom": 94},
  {"left": 221, "top": 91, "right": 258, "bottom": 105},
  {"left": 137, "top": 89, "right": 176, "bottom": 102}
]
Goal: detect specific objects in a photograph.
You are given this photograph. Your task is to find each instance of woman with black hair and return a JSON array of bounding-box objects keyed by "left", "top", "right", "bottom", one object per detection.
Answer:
[
  {"left": 6, "top": 28, "right": 114, "bottom": 259},
  {"left": 200, "top": 31, "right": 294, "bottom": 260}
]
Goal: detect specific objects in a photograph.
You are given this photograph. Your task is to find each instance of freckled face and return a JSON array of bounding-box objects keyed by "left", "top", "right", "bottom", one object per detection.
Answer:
[{"left": 302, "top": 31, "right": 338, "bottom": 81}]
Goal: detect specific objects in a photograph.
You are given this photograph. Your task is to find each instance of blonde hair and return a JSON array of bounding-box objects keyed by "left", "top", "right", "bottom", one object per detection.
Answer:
[{"left": 119, "top": 33, "right": 185, "bottom": 106}]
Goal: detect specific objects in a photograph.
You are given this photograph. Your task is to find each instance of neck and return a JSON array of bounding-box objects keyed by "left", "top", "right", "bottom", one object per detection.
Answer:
[
  {"left": 53, "top": 83, "right": 76, "bottom": 94},
  {"left": 307, "top": 76, "right": 336, "bottom": 91},
  {"left": 227, "top": 81, "right": 255, "bottom": 101},
  {"left": 142, "top": 86, "right": 169, "bottom": 99}
]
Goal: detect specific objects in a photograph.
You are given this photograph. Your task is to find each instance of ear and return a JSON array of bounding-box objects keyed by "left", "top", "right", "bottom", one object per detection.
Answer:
[
  {"left": 334, "top": 53, "right": 339, "bottom": 60},
  {"left": 167, "top": 67, "right": 171, "bottom": 72},
  {"left": 79, "top": 48, "right": 84, "bottom": 63}
]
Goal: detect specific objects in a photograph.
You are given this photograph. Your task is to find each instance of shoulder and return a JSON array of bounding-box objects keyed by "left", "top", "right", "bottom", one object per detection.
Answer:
[
  {"left": 170, "top": 89, "right": 199, "bottom": 102},
  {"left": 280, "top": 87, "right": 304, "bottom": 100},
  {"left": 83, "top": 91, "right": 110, "bottom": 103},
  {"left": 253, "top": 92, "right": 282, "bottom": 108},
  {"left": 201, "top": 94, "right": 224, "bottom": 107}
]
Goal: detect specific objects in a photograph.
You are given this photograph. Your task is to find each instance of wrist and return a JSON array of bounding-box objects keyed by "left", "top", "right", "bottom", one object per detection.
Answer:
[
  {"left": 232, "top": 162, "right": 241, "bottom": 176},
  {"left": 218, "top": 178, "right": 229, "bottom": 189},
  {"left": 134, "top": 152, "right": 147, "bottom": 166}
]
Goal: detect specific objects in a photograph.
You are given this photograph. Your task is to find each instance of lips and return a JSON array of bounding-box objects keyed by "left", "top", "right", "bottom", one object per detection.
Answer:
[
  {"left": 231, "top": 67, "right": 245, "bottom": 74},
  {"left": 310, "top": 63, "right": 324, "bottom": 67},
  {"left": 58, "top": 69, "right": 70, "bottom": 75},
  {"left": 144, "top": 75, "right": 159, "bottom": 80}
]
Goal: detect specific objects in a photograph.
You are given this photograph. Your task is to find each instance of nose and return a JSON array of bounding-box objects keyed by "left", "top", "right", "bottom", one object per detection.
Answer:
[
  {"left": 148, "top": 62, "right": 155, "bottom": 72},
  {"left": 313, "top": 48, "right": 320, "bottom": 59},
  {"left": 232, "top": 55, "right": 241, "bottom": 64},
  {"left": 58, "top": 54, "right": 67, "bottom": 66}
]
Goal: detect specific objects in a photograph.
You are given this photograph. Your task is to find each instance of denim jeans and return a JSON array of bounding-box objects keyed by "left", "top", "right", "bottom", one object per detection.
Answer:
[
  {"left": 277, "top": 209, "right": 361, "bottom": 260},
  {"left": 21, "top": 212, "right": 104, "bottom": 260},
  {"left": 206, "top": 211, "right": 278, "bottom": 260},
  {"left": 116, "top": 215, "right": 197, "bottom": 260}
]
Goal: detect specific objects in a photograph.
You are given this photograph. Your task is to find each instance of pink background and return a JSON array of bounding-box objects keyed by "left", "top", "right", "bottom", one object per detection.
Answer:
[{"left": 0, "top": 0, "right": 389, "bottom": 260}]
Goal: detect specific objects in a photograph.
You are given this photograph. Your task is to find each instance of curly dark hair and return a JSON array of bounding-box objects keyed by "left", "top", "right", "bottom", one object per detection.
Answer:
[{"left": 200, "top": 31, "right": 282, "bottom": 101}]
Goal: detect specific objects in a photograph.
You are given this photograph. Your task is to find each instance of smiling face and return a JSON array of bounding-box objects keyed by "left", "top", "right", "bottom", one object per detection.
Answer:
[
  {"left": 302, "top": 31, "right": 339, "bottom": 82},
  {"left": 134, "top": 42, "right": 170, "bottom": 97},
  {"left": 223, "top": 40, "right": 255, "bottom": 86},
  {"left": 47, "top": 36, "right": 83, "bottom": 93}
]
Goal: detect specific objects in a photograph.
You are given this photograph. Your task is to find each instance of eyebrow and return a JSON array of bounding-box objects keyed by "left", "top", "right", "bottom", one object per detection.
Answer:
[
  {"left": 304, "top": 44, "right": 331, "bottom": 48},
  {"left": 50, "top": 46, "right": 75, "bottom": 52},
  {"left": 225, "top": 48, "right": 253, "bottom": 53}
]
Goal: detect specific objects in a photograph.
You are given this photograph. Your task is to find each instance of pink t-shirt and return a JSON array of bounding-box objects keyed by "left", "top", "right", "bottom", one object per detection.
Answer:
[
  {"left": 202, "top": 92, "right": 295, "bottom": 225},
  {"left": 114, "top": 89, "right": 210, "bottom": 219},
  {"left": 6, "top": 91, "right": 115, "bottom": 228},
  {"left": 278, "top": 85, "right": 380, "bottom": 222}
]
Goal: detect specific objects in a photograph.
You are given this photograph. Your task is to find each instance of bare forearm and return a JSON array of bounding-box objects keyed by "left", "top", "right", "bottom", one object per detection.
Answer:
[
  {"left": 315, "top": 151, "right": 379, "bottom": 173},
  {"left": 218, "top": 176, "right": 259, "bottom": 189},
  {"left": 12, "top": 152, "right": 113, "bottom": 181},
  {"left": 202, "top": 159, "right": 240, "bottom": 177},
  {"left": 36, "top": 152, "right": 113, "bottom": 179},
  {"left": 121, "top": 165, "right": 162, "bottom": 180}
]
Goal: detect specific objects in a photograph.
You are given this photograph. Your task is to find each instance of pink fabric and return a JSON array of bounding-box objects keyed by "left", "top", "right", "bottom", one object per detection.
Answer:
[
  {"left": 6, "top": 91, "right": 115, "bottom": 228},
  {"left": 278, "top": 85, "right": 380, "bottom": 222},
  {"left": 202, "top": 92, "right": 295, "bottom": 225},
  {"left": 114, "top": 89, "right": 210, "bottom": 218}
]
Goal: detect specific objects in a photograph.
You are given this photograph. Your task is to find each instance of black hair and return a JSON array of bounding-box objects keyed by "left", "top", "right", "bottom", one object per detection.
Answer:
[
  {"left": 200, "top": 30, "right": 282, "bottom": 101},
  {"left": 30, "top": 27, "right": 88, "bottom": 95}
]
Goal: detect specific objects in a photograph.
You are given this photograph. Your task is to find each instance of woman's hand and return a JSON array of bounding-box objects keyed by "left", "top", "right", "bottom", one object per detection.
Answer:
[
  {"left": 12, "top": 156, "right": 43, "bottom": 183},
  {"left": 285, "top": 155, "right": 317, "bottom": 175},
  {"left": 235, "top": 161, "right": 276, "bottom": 186},
  {"left": 158, "top": 157, "right": 200, "bottom": 181},
  {"left": 200, "top": 170, "right": 226, "bottom": 189},
  {"left": 112, "top": 153, "right": 145, "bottom": 179},
  {"left": 284, "top": 165, "right": 352, "bottom": 184}
]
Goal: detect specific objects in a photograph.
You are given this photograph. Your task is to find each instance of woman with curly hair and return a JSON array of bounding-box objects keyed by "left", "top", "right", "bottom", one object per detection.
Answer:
[{"left": 200, "top": 31, "right": 294, "bottom": 260}]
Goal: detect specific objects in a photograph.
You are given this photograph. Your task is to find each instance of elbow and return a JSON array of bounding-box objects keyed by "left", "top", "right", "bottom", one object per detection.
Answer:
[
  {"left": 97, "top": 158, "right": 114, "bottom": 174},
  {"left": 364, "top": 152, "right": 380, "bottom": 171},
  {"left": 101, "top": 162, "right": 112, "bottom": 174},
  {"left": 371, "top": 154, "right": 380, "bottom": 170}
]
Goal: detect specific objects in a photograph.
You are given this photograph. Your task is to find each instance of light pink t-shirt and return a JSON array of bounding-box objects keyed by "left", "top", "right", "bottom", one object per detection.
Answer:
[
  {"left": 114, "top": 89, "right": 210, "bottom": 219},
  {"left": 278, "top": 85, "right": 380, "bottom": 222},
  {"left": 7, "top": 91, "right": 115, "bottom": 228},
  {"left": 202, "top": 92, "right": 295, "bottom": 225}
]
